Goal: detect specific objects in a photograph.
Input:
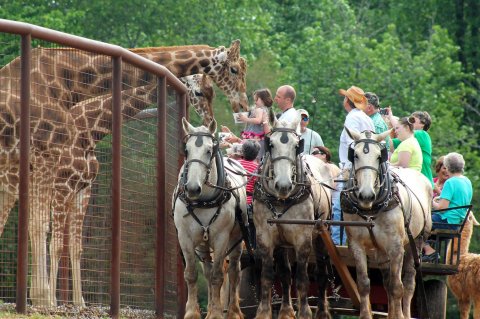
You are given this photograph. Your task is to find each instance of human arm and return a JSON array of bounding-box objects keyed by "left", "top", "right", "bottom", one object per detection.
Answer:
[
  {"left": 238, "top": 108, "right": 263, "bottom": 124},
  {"left": 221, "top": 125, "right": 242, "bottom": 143},
  {"left": 390, "top": 151, "right": 412, "bottom": 168},
  {"left": 432, "top": 197, "right": 450, "bottom": 210}
]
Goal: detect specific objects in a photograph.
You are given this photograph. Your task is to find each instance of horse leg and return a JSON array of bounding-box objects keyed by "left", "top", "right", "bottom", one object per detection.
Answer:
[
  {"left": 387, "top": 243, "right": 405, "bottom": 319},
  {"left": 380, "top": 268, "right": 392, "bottom": 315},
  {"left": 349, "top": 240, "right": 372, "bottom": 319},
  {"left": 313, "top": 231, "right": 331, "bottom": 319},
  {"left": 294, "top": 241, "right": 313, "bottom": 319},
  {"left": 208, "top": 235, "right": 231, "bottom": 319},
  {"left": 274, "top": 247, "right": 295, "bottom": 319},
  {"left": 225, "top": 243, "right": 244, "bottom": 319},
  {"left": 180, "top": 243, "right": 201, "bottom": 319},
  {"left": 255, "top": 241, "right": 274, "bottom": 319},
  {"left": 401, "top": 238, "right": 420, "bottom": 318}
]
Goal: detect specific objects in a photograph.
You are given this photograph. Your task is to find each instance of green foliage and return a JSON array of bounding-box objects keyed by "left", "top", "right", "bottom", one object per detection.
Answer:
[{"left": 1, "top": 0, "right": 480, "bottom": 316}]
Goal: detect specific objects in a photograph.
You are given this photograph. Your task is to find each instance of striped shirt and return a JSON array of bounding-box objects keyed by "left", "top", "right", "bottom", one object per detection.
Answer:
[{"left": 238, "top": 159, "right": 258, "bottom": 204}]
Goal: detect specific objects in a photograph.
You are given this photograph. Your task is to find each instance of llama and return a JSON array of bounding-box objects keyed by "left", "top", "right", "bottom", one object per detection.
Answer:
[{"left": 447, "top": 212, "right": 480, "bottom": 319}]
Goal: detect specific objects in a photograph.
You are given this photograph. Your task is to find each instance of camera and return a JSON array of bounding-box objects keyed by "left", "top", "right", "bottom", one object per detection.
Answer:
[{"left": 379, "top": 108, "right": 389, "bottom": 115}]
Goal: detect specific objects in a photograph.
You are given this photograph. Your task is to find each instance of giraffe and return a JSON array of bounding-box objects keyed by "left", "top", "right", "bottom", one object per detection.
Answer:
[
  {"left": 48, "top": 74, "right": 215, "bottom": 306},
  {"left": 0, "top": 52, "right": 77, "bottom": 307},
  {"left": 0, "top": 40, "right": 246, "bottom": 307}
]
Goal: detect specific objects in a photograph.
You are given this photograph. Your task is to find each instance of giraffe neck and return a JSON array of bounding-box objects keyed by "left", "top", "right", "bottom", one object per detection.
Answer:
[{"left": 131, "top": 45, "right": 227, "bottom": 79}]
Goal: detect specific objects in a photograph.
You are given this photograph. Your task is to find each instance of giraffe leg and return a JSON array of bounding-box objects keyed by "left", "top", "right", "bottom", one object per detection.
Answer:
[
  {"left": 29, "top": 178, "right": 53, "bottom": 307},
  {"left": 0, "top": 190, "right": 17, "bottom": 236},
  {"left": 69, "top": 186, "right": 90, "bottom": 307}
]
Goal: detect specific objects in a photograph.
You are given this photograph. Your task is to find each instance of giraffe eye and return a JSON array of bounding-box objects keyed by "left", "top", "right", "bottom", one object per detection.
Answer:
[
  {"left": 194, "top": 91, "right": 204, "bottom": 97},
  {"left": 230, "top": 67, "right": 238, "bottom": 74}
]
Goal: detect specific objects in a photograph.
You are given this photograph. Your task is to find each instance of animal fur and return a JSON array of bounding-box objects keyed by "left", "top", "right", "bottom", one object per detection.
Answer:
[{"left": 447, "top": 213, "right": 480, "bottom": 319}]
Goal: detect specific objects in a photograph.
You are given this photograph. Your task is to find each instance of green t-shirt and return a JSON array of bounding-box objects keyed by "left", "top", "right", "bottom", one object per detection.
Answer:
[
  {"left": 393, "top": 130, "right": 433, "bottom": 187},
  {"left": 390, "top": 136, "right": 422, "bottom": 171}
]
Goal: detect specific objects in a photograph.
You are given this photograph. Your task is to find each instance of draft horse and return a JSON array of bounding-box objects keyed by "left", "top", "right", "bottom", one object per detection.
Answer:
[
  {"left": 253, "top": 117, "right": 333, "bottom": 319},
  {"left": 341, "top": 128, "right": 432, "bottom": 319},
  {"left": 173, "top": 118, "right": 247, "bottom": 319}
]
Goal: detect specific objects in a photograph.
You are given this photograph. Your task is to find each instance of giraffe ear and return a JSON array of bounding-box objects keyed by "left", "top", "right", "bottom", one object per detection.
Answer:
[{"left": 227, "top": 39, "right": 241, "bottom": 61}]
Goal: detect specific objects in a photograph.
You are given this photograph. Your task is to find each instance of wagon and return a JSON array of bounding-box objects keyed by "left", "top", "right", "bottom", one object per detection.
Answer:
[{"left": 237, "top": 205, "right": 473, "bottom": 319}]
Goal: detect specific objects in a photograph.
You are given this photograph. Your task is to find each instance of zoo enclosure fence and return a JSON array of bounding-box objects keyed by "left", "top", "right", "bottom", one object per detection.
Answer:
[{"left": 0, "top": 19, "right": 188, "bottom": 318}]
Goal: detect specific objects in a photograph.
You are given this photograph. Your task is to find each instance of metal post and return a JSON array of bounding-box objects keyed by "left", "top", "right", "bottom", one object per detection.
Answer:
[
  {"left": 155, "top": 76, "right": 167, "bottom": 318},
  {"left": 16, "top": 34, "right": 31, "bottom": 314},
  {"left": 176, "top": 92, "right": 187, "bottom": 319},
  {"left": 110, "top": 56, "right": 122, "bottom": 319}
]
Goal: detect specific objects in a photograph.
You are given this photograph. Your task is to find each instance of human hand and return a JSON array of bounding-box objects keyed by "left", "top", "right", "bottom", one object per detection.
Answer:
[
  {"left": 221, "top": 125, "right": 232, "bottom": 133},
  {"left": 238, "top": 113, "right": 248, "bottom": 122}
]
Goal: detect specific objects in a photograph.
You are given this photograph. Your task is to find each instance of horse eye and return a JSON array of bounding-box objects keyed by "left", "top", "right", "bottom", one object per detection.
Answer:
[
  {"left": 230, "top": 67, "right": 238, "bottom": 74},
  {"left": 194, "top": 91, "right": 204, "bottom": 97}
]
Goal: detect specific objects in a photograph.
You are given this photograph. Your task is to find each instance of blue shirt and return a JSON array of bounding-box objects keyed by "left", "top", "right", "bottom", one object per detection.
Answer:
[{"left": 438, "top": 176, "right": 473, "bottom": 224}]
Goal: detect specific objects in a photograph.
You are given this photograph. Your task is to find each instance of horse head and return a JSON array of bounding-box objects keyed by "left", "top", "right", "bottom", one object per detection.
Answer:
[
  {"left": 345, "top": 127, "right": 391, "bottom": 209},
  {"left": 265, "top": 115, "right": 303, "bottom": 199},
  {"left": 181, "top": 117, "right": 218, "bottom": 200}
]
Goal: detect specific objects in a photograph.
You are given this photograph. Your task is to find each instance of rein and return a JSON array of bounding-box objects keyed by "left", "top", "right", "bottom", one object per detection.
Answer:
[
  {"left": 173, "top": 131, "right": 254, "bottom": 260},
  {"left": 254, "top": 129, "right": 312, "bottom": 219}
]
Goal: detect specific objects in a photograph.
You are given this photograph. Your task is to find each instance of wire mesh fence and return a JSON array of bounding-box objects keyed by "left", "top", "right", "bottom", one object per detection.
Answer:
[{"left": 0, "top": 24, "right": 185, "bottom": 317}]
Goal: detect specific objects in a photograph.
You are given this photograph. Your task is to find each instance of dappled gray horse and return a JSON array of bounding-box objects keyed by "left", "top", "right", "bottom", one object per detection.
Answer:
[
  {"left": 253, "top": 116, "right": 333, "bottom": 319},
  {"left": 341, "top": 128, "right": 432, "bottom": 319},
  {"left": 173, "top": 118, "right": 247, "bottom": 319}
]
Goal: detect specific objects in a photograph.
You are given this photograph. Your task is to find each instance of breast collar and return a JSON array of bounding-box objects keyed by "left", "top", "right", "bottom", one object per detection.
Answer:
[{"left": 340, "top": 163, "right": 400, "bottom": 220}]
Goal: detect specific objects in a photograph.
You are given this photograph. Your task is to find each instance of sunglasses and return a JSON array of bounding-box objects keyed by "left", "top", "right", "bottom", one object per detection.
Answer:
[
  {"left": 302, "top": 117, "right": 309, "bottom": 122},
  {"left": 312, "top": 150, "right": 325, "bottom": 156}
]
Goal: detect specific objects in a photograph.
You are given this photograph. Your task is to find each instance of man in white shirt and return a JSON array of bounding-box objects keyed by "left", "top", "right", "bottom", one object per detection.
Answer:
[
  {"left": 297, "top": 109, "right": 324, "bottom": 154},
  {"left": 338, "top": 86, "right": 375, "bottom": 168},
  {"left": 275, "top": 85, "right": 299, "bottom": 127},
  {"left": 332, "top": 85, "right": 375, "bottom": 245}
]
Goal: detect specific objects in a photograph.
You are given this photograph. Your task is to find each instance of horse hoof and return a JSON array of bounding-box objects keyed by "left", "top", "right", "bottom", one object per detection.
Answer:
[
  {"left": 278, "top": 307, "right": 295, "bottom": 319},
  {"left": 314, "top": 310, "right": 332, "bottom": 319},
  {"left": 184, "top": 310, "right": 201, "bottom": 319}
]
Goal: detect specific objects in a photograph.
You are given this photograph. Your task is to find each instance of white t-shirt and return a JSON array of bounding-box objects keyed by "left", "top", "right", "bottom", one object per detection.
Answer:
[
  {"left": 278, "top": 107, "right": 300, "bottom": 133},
  {"left": 339, "top": 109, "right": 375, "bottom": 168}
]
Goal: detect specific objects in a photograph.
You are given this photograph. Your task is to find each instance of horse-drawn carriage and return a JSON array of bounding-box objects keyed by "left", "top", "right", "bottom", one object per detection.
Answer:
[{"left": 174, "top": 116, "right": 470, "bottom": 319}]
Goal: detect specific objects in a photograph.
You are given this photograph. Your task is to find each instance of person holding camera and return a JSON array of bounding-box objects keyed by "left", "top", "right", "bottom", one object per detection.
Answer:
[
  {"left": 364, "top": 92, "right": 390, "bottom": 151},
  {"left": 387, "top": 109, "right": 434, "bottom": 187}
]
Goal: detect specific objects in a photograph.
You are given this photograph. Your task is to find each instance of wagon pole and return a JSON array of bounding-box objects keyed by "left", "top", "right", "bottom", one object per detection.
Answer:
[{"left": 267, "top": 218, "right": 369, "bottom": 308}]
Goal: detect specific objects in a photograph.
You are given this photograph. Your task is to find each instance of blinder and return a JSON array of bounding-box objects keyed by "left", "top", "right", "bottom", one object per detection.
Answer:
[
  {"left": 264, "top": 128, "right": 303, "bottom": 156},
  {"left": 182, "top": 132, "right": 219, "bottom": 157},
  {"left": 348, "top": 139, "right": 388, "bottom": 164}
]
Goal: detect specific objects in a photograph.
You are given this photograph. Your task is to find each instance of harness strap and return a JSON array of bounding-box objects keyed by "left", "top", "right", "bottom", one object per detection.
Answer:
[{"left": 184, "top": 203, "right": 223, "bottom": 241}]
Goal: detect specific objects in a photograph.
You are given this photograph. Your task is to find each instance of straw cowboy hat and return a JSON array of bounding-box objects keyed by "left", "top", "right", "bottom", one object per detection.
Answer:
[{"left": 339, "top": 86, "right": 368, "bottom": 111}]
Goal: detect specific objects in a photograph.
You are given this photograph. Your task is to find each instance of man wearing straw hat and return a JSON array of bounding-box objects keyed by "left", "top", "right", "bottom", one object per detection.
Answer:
[{"left": 331, "top": 86, "right": 375, "bottom": 245}]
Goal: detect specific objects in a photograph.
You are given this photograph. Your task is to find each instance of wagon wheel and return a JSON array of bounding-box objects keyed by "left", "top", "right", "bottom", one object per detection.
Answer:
[{"left": 415, "top": 279, "right": 447, "bottom": 319}]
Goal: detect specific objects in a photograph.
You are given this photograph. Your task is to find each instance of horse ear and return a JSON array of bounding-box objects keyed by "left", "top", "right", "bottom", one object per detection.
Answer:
[
  {"left": 376, "top": 129, "right": 392, "bottom": 142},
  {"left": 228, "top": 39, "right": 241, "bottom": 60},
  {"left": 345, "top": 126, "right": 360, "bottom": 141},
  {"left": 208, "top": 118, "right": 217, "bottom": 134},
  {"left": 182, "top": 117, "right": 195, "bottom": 134}
]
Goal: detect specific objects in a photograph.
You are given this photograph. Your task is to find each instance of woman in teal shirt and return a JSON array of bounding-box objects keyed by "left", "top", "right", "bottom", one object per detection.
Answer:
[{"left": 422, "top": 152, "right": 473, "bottom": 261}]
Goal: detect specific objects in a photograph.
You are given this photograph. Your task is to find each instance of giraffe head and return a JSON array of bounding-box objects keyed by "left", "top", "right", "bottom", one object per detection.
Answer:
[
  {"left": 130, "top": 40, "right": 249, "bottom": 113},
  {"left": 181, "top": 74, "right": 215, "bottom": 126},
  {"left": 211, "top": 40, "right": 248, "bottom": 113}
]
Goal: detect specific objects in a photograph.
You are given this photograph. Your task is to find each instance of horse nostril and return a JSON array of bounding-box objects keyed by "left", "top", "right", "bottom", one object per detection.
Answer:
[
  {"left": 186, "top": 184, "right": 201, "bottom": 197},
  {"left": 359, "top": 192, "right": 375, "bottom": 202}
]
